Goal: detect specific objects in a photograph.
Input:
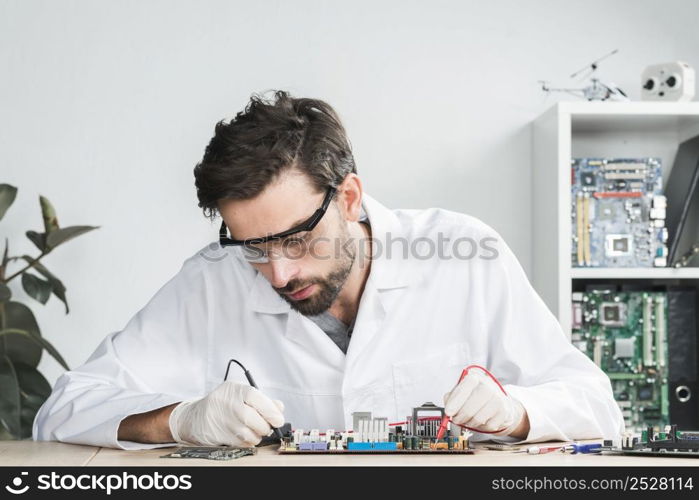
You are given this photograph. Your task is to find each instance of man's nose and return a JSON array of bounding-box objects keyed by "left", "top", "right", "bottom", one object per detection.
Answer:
[{"left": 267, "top": 255, "right": 300, "bottom": 289}]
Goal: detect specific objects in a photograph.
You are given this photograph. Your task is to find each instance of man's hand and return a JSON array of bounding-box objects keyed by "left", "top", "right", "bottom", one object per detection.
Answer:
[
  {"left": 443, "top": 369, "right": 529, "bottom": 438},
  {"left": 169, "top": 381, "right": 285, "bottom": 447}
]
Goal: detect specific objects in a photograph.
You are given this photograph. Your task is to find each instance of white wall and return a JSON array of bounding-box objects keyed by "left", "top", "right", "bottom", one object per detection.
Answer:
[{"left": 2, "top": 0, "right": 699, "bottom": 385}]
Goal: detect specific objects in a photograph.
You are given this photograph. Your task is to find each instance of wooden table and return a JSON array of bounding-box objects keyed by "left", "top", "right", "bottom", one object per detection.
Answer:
[{"left": 2, "top": 440, "right": 698, "bottom": 466}]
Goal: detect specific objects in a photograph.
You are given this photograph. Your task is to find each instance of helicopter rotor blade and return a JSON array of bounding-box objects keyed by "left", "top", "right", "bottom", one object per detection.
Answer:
[{"left": 569, "top": 48, "right": 619, "bottom": 79}]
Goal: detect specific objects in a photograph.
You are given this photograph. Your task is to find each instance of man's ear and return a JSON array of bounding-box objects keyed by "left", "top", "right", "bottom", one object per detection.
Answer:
[{"left": 337, "top": 174, "right": 363, "bottom": 222}]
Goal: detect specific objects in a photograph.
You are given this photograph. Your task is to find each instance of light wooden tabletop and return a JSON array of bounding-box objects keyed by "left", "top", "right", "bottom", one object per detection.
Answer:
[
  {"left": 0, "top": 441, "right": 100, "bottom": 466},
  {"left": 2, "top": 440, "right": 698, "bottom": 466}
]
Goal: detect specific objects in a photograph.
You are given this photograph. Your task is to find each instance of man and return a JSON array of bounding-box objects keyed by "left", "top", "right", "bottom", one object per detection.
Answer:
[{"left": 34, "top": 91, "right": 623, "bottom": 449}]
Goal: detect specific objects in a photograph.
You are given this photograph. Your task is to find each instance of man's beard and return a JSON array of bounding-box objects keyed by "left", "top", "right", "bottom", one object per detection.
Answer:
[{"left": 275, "top": 233, "right": 356, "bottom": 316}]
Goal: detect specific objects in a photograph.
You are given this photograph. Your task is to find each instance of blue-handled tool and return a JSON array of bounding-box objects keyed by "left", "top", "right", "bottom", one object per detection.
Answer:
[{"left": 562, "top": 443, "right": 602, "bottom": 454}]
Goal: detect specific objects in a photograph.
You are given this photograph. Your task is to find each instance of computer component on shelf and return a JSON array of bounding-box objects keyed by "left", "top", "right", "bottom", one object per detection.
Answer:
[
  {"left": 666, "top": 288, "right": 699, "bottom": 429},
  {"left": 665, "top": 134, "right": 699, "bottom": 267},
  {"left": 571, "top": 158, "right": 667, "bottom": 268},
  {"left": 572, "top": 290, "right": 669, "bottom": 432},
  {"left": 278, "top": 402, "right": 474, "bottom": 454}
]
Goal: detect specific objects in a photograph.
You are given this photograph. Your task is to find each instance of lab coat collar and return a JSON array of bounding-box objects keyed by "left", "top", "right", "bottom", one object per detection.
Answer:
[
  {"left": 247, "top": 191, "right": 413, "bottom": 315},
  {"left": 360, "top": 192, "right": 413, "bottom": 290}
]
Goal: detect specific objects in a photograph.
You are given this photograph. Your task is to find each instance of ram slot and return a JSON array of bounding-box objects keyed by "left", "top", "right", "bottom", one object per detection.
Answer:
[
  {"left": 604, "top": 172, "right": 648, "bottom": 180},
  {"left": 593, "top": 337, "right": 603, "bottom": 367},
  {"left": 602, "top": 163, "right": 648, "bottom": 171},
  {"left": 654, "top": 295, "right": 666, "bottom": 368},
  {"left": 583, "top": 193, "right": 591, "bottom": 265},
  {"left": 643, "top": 294, "right": 654, "bottom": 366},
  {"left": 576, "top": 192, "right": 584, "bottom": 266}
]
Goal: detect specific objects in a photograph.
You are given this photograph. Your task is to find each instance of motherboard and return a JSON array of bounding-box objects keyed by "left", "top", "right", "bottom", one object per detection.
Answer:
[
  {"left": 601, "top": 425, "right": 699, "bottom": 457},
  {"left": 279, "top": 402, "right": 473, "bottom": 454},
  {"left": 571, "top": 158, "right": 668, "bottom": 267},
  {"left": 572, "top": 290, "right": 669, "bottom": 432}
]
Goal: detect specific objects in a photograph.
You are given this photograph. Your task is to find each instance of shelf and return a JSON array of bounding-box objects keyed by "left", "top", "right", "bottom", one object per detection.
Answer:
[
  {"left": 532, "top": 101, "right": 699, "bottom": 336},
  {"left": 563, "top": 102, "right": 699, "bottom": 138},
  {"left": 572, "top": 268, "right": 699, "bottom": 280},
  {"left": 560, "top": 101, "right": 699, "bottom": 117}
]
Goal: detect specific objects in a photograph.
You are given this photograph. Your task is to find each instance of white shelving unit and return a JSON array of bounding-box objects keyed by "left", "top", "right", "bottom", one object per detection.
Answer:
[
  {"left": 532, "top": 101, "right": 699, "bottom": 337},
  {"left": 571, "top": 268, "right": 699, "bottom": 280}
]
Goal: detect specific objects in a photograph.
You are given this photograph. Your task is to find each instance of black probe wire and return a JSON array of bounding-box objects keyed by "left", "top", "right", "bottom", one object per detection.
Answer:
[
  {"left": 224, "top": 359, "right": 248, "bottom": 382},
  {"left": 224, "top": 358, "right": 284, "bottom": 440}
]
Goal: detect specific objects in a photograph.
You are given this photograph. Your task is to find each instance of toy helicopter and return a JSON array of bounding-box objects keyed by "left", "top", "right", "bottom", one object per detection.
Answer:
[{"left": 540, "top": 49, "right": 629, "bottom": 101}]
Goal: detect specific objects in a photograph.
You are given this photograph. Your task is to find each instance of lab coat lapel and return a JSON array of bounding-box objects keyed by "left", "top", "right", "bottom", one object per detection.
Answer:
[
  {"left": 344, "top": 274, "right": 386, "bottom": 361},
  {"left": 344, "top": 193, "right": 415, "bottom": 367}
]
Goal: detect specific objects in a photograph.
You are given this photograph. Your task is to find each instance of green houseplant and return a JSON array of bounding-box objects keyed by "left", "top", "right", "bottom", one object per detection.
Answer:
[{"left": 0, "top": 183, "right": 98, "bottom": 439}]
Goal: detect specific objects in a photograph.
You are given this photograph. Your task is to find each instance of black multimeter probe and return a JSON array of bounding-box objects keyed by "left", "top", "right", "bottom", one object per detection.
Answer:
[{"left": 224, "top": 359, "right": 285, "bottom": 440}]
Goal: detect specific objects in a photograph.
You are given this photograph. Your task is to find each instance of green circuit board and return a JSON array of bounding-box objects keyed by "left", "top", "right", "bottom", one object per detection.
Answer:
[{"left": 571, "top": 291, "right": 669, "bottom": 432}]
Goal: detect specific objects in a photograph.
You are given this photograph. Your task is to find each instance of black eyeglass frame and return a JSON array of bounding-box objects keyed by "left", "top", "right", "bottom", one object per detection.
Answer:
[{"left": 219, "top": 186, "right": 337, "bottom": 247}]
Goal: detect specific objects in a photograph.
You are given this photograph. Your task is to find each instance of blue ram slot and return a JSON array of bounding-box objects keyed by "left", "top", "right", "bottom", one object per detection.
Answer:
[
  {"left": 372, "top": 442, "right": 397, "bottom": 450},
  {"left": 346, "top": 442, "right": 398, "bottom": 451},
  {"left": 347, "top": 442, "right": 373, "bottom": 450}
]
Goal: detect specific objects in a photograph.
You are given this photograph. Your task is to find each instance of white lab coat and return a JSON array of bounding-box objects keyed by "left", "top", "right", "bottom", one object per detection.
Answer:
[{"left": 33, "top": 193, "right": 624, "bottom": 449}]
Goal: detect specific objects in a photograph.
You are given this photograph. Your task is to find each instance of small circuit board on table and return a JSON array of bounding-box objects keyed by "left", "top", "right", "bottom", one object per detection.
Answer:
[{"left": 161, "top": 447, "right": 256, "bottom": 460}]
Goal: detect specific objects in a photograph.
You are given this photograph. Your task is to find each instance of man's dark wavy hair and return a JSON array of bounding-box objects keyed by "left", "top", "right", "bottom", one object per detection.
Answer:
[{"left": 194, "top": 90, "right": 356, "bottom": 219}]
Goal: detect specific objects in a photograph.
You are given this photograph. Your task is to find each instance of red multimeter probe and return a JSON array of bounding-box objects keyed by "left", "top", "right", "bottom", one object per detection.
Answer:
[{"left": 435, "top": 364, "right": 509, "bottom": 440}]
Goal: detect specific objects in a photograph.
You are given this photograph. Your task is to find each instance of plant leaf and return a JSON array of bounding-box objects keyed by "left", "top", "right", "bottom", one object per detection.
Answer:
[
  {"left": 0, "top": 355, "right": 21, "bottom": 438},
  {"left": 0, "top": 328, "right": 70, "bottom": 371},
  {"left": 14, "top": 362, "right": 51, "bottom": 439},
  {"left": 39, "top": 195, "right": 60, "bottom": 234},
  {"left": 3, "top": 301, "right": 42, "bottom": 368},
  {"left": 22, "top": 273, "right": 52, "bottom": 305},
  {"left": 20, "top": 256, "right": 69, "bottom": 313},
  {"left": 0, "top": 283, "right": 10, "bottom": 302},
  {"left": 14, "top": 361, "right": 51, "bottom": 399},
  {"left": 46, "top": 225, "right": 98, "bottom": 249},
  {"left": 0, "top": 184, "right": 18, "bottom": 221},
  {"left": 26, "top": 230, "right": 46, "bottom": 252},
  {"left": 2, "top": 238, "right": 8, "bottom": 268}
]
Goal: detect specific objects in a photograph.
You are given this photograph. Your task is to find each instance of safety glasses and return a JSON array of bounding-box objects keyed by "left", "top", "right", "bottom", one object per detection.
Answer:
[{"left": 219, "top": 186, "right": 337, "bottom": 250}]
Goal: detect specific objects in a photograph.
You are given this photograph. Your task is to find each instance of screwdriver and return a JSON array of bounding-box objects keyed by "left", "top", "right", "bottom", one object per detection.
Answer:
[
  {"left": 561, "top": 443, "right": 602, "bottom": 454},
  {"left": 515, "top": 445, "right": 565, "bottom": 455}
]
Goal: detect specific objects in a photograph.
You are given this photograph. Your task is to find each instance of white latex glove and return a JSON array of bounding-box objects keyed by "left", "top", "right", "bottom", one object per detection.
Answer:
[
  {"left": 443, "top": 369, "right": 526, "bottom": 436},
  {"left": 169, "top": 381, "right": 285, "bottom": 447}
]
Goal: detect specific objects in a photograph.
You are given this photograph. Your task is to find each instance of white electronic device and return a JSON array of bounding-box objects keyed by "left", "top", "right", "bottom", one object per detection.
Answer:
[{"left": 641, "top": 61, "right": 695, "bottom": 102}]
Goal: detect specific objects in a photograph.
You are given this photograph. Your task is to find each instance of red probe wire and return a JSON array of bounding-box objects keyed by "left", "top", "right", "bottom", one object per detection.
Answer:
[{"left": 435, "top": 364, "right": 509, "bottom": 439}]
